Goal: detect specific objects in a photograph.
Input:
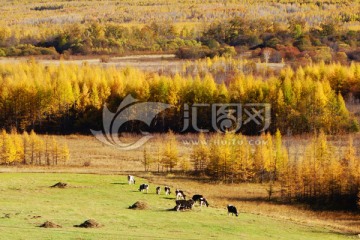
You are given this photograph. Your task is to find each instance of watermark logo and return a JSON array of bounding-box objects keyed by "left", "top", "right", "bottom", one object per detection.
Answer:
[
  {"left": 182, "top": 103, "right": 271, "bottom": 133},
  {"left": 92, "top": 95, "right": 271, "bottom": 150},
  {"left": 90, "top": 95, "right": 171, "bottom": 150},
  {"left": 212, "top": 104, "right": 242, "bottom": 132}
]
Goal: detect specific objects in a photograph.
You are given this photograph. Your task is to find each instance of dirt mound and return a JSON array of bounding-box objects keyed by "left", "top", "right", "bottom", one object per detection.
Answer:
[
  {"left": 74, "top": 219, "right": 101, "bottom": 228},
  {"left": 50, "top": 182, "right": 67, "bottom": 188},
  {"left": 129, "top": 201, "right": 149, "bottom": 210},
  {"left": 39, "top": 221, "right": 62, "bottom": 228}
]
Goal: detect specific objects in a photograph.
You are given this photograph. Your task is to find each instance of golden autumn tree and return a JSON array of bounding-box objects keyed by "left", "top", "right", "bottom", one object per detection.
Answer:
[
  {"left": 11, "top": 130, "right": 24, "bottom": 164},
  {"left": 191, "top": 132, "right": 210, "bottom": 174},
  {"left": 0, "top": 130, "right": 16, "bottom": 164},
  {"left": 207, "top": 133, "right": 222, "bottom": 180},
  {"left": 253, "top": 133, "right": 273, "bottom": 183},
  {"left": 162, "top": 131, "right": 179, "bottom": 172},
  {"left": 50, "top": 136, "right": 59, "bottom": 165},
  {"left": 60, "top": 143, "right": 70, "bottom": 164},
  {"left": 274, "top": 129, "right": 288, "bottom": 179},
  {"left": 232, "top": 134, "right": 253, "bottom": 182},
  {"left": 22, "top": 131, "right": 30, "bottom": 164},
  {"left": 142, "top": 145, "right": 153, "bottom": 172}
]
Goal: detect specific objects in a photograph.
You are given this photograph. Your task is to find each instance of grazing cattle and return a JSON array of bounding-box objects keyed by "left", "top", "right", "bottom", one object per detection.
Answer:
[
  {"left": 164, "top": 186, "right": 171, "bottom": 195},
  {"left": 192, "top": 194, "right": 203, "bottom": 202},
  {"left": 156, "top": 186, "right": 161, "bottom": 195},
  {"left": 128, "top": 175, "right": 135, "bottom": 185},
  {"left": 227, "top": 205, "right": 238, "bottom": 217},
  {"left": 175, "top": 189, "right": 186, "bottom": 200},
  {"left": 175, "top": 199, "right": 195, "bottom": 211},
  {"left": 192, "top": 195, "right": 209, "bottom": 207},
  {"left": 200, "top": 197, "right": 209, "bottom": 207},
  {"left": 139, "top": 184, "right": 149, "bottom": 193}
]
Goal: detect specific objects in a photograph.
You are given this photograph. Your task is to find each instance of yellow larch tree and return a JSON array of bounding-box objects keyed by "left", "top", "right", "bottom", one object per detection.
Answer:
[{"left": 191, "top": 132, "right": 210, "bottom": 174}]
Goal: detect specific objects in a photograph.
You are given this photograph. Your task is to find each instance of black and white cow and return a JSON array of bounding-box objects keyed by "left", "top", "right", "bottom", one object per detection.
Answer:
[
  {"left": 139, "top": 184, "right": 149, "bottom": 193},
  {"left": 156, "top": 186, "right": 161, "bottom": 195},
  {"left": 227, "top": 205, "right": 238, "bottom": 217},
  {"left": 174, "top": 199, "right": 195, "bottom": 211},
  {"left": 192, "top": 194, "right": 209, "bottom": 207},
  {"left": 128, "top": 175, "right": 135, "bottom": 185},
  {"left": 164, "top": 186, "right": 171, "bottom": 195},
  {"left": 200, "top": 197, "right": 209, "bottom": 207},
  {"left": 175, "top": 189, "right": 186, "bottom": 200}
]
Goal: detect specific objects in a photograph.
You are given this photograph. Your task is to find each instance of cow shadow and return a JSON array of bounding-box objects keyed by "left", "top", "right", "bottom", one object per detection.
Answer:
[
  {"left": 111, "top": 182, "right": 128, "bottom": 185},
  {"left": 156, "top": 208, "right": 176, "bottom": 212},
  {"left": 163, "top": 197, "right": 176, "bottom": 200}
]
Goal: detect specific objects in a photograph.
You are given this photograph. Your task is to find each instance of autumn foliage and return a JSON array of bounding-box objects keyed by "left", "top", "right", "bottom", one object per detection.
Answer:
[
  {"left": 0, "top": 60, "right": 358, "bottom": 134},
  {"left": 190, "top": 130, "right": 360, "bottom": 209},
  {"left": 0, "top": 129, "right": 69, "bottom": 165}
]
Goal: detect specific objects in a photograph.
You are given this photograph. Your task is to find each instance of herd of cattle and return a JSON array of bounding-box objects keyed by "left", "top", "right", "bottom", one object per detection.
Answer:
[{"left": 128, "top": 175, "right": 238, "bottom": 216}]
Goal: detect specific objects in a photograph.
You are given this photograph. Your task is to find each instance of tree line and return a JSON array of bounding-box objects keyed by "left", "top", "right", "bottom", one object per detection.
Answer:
[
  {"left": 146, "top": 130, "right": 360, "bottom": 210},
  {"left": 192, "top": 17, "right": 360, "bottom": 63},
  {"left": 0, "top": 17, "right": 359, "bottom": 63},
  {"left": 0, "top": 60, "right": 359, "bottom": 134}
]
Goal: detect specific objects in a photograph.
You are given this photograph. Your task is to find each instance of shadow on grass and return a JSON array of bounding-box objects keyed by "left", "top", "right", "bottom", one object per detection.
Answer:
[
  {"left": 163, "top": 197, "right": 175, "bottom": 200},
  {"left": 111, "top": 182, "right": 127, "bottom": 185},
  {"left": 308, "top": 229, "right": 356, "bottom": 237},
  {"left": 156, "top": 208, "right": 177, "bottom": 212}
]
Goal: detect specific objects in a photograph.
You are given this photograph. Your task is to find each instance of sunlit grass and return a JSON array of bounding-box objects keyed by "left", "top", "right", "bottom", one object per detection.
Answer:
[{"left": 0, "top": 173, "right": 355, "bottom": 239}]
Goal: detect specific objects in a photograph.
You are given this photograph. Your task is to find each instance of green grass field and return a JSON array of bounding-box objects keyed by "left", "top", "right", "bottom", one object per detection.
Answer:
[{"left": 0, "top": 173, "right": 354, "bottom": 240}]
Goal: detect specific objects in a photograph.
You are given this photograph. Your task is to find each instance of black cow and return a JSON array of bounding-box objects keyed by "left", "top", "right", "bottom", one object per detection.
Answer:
[
  {"left": 164, "top": 186, "right": 171, "bottom": 195},
  {"left": 175, "top": 189, "right": 186, "bottom": 200},
  {"left": 192, "top": 194, "right": 209, "bottom": 207},
  {"left": 192, "top": 194, "right": 203, "bottom": 202},
  {"left": 175, "top": 199, "right": 195, "bottom": 211},
  {"left": 156, "top": 186, "right": 161, "bottom": 195},
  {"left": 139, "top": 184, "right": 149, "bottom": 193},
  {"left": 227, "top": 205, "right": 238, "bottom": 216}
]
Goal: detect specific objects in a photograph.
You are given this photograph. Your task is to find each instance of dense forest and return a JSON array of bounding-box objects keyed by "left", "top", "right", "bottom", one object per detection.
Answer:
[{"left": 0, "top": 60, "right": 359, "bottom": 134}]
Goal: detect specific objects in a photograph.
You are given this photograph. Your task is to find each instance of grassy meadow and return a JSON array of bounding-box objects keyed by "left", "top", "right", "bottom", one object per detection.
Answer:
[{"left": 0, "top": 173, "right": 356, "bottom": 240}]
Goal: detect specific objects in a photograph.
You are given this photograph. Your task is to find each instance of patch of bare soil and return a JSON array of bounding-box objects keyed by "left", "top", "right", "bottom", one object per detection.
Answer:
[
  {"left": 129, "top": 201, "right": 149, "bottom": 210},
  {"left": 50, "top": 182, "right": 67, "bottom": 188},
  {"left": 39, "top": 221, "right": 62, "bottom": 228},
  {"left": 74, "top": 219, "right": 101, "bottom": 228}
]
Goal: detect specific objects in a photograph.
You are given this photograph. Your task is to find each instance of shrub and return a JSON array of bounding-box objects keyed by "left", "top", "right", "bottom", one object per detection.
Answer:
[
  {"left": 0, "top": 49, "right": 6, "bottom": 57},
  {"left": 312, "top": 47, "right": 333, "bottom": 63},
  {"left": 347, "top": 49, "right": 360, "bottom": 61},
  {"left": 100, "top": 55, "right": 110, "bottom": 63},
  {"left": 334, "top": 52, "right": 348, "bottom": 64},
  {"left": 31, "top": 5, "right": 64, "bottom": 11},
  {"left": 217, "top": 46, "right": 236, "bottom": 57},
  {"left": 175, "top": 46, "right": 213, "bottom": 59},
  {"left": 83, "top": 161, "right": 91, "bottom": 167},
  {"left": 175, "top": 45, "right": 236, "bottom": 59}
]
